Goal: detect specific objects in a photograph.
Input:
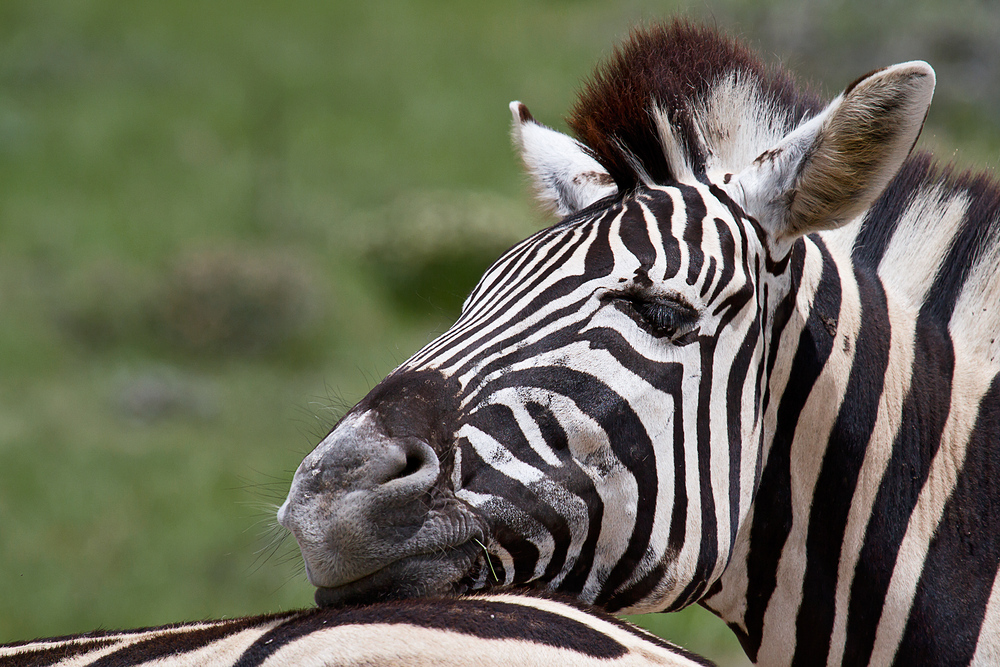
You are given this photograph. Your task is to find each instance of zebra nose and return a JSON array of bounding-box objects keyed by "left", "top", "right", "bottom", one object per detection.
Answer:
[
  {"left": 287, "top": 431, "right": 439, "bottom": 510},
  {"left": 278, "top": 413, "right": 448, "bottom": 589},
  {"left": 278, "top": 413, "right": 439, "bottom": 525}
]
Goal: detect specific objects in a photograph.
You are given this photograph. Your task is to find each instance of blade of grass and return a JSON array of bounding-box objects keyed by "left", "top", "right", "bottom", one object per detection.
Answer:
[{"left": 473, "top": 537, "right": 499, "bottom": 583}]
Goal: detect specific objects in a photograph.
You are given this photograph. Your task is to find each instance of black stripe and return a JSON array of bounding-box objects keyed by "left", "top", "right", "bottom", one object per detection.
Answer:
[
  {"left": 646, "top": 194, "right": 682, "bottom": 280},
  {"left": 438, "top": 217, "right": 599, "bottom": 355},
  {"left": 3, "top": 638, "right": 119, "bottom": 667},
  {"left": 841, "top": 314, "right": 956, "bottom": 665},
  {"left": 708, "top": 219, "right": 736, "bottom": 305},
  {"left": 714, "top": 212, "right": 760, "bottom": 569},
  {"left": 740, "top": 239, "right": 841, "bottom": 660},
  {"left": 458, "top": 435, "right": 564, "bottom": 585},
  {"left": 726, "top": 303, "right": 761, "bottom": 558},
  {"left": 462, "top": 400, "right": 600, "bottom": 585},
  {"left": 463, "top": 205, "right": 604, "bottom": 312},
  {"left": 667, "top": 354, "right": 690, "bottom": 557},
  {"left": 852, "top": 153, "right": 933, "bottom": 268},
  {"left": 514, "top": 590, "right": 718, "bottom": 667},
  {"left": 432, "top": 223, "right": 595, "bottom": 366},
  {"left": 85, "top": 617, "right": 286, "bottom": 667},
  {"left": 701, "top": 256, "right": 717, "bottom": 298},
  {"left": 567, "top": 324, "right": 689, "bottom": 608},
  {"left": 891, "top": 375, "right": 1000, "bottom": 667},
  {"left": 791, "top": 267, "right": 892, "bottom": 666},
  {"left": 462, "top": 231, "right": 538, "bottom": 309},
  {"left": 620, "top": 204, "right": 658, "bottom": 270},
  {"left": 666, "top": 335, "right": 722, "bottom": 612},
  {"left": 573, "top": 354, "right": 686, "bottom": 610},
  {"left": 233, "top": 600, "right": 629, "bottom": 666},
  {"left": 757, "top": 245, "right": 806, "bottom": 488},
  {"left": 452, "top": 296, "right": 597, "bottom": 393},
  {"left": 523, "top": 401, "right": 608, "bottom": 597},
  {"left": 478, "top": 363, "right": 657, "bottom": 613},
  {"left": 921, "top": 170, "right": 1000, "bottom": 325},
  {"left": 476, "top": 361, "right": 659, "bottom": 604},
  {"left": 681, "top": 184, "right": 706, "bottom": 285},
  {"left": 440, "top": 216, "right": 610, "bottom": 376},
  {"left": 752, "top": 280, "right": 769, "bottom": 484}
]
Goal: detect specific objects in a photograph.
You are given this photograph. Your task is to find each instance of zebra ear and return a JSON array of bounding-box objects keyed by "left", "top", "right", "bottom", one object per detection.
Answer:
[
  {"left": 727, "top": 61, "right": 935, "bottom": 248},
  {"left": 510, "top": 102, "right": 617, "bottom": 218}
]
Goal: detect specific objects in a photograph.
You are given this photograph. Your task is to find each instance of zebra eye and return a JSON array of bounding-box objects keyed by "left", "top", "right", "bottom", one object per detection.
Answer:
[{"left": 619, "top": 295, "right": 699, "bottom": 341}]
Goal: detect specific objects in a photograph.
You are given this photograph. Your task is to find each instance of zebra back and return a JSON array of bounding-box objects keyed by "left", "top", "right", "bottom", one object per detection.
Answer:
[{"left": 0, "top": 593, "right": 714, "bottom": 667}]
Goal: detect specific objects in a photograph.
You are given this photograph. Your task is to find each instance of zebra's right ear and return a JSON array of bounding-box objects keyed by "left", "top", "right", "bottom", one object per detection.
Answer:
[{"left": 510, "top": 102, "right": 617, "bottom": 218}]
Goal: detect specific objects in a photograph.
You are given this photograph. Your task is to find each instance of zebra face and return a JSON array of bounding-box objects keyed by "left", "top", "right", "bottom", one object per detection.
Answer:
[
  {"left": 281, "top": 180, "right": 772, "bottom": 612},
  {"left": 281, "top": 23, "right": 935, "bottom": 614},
  {"left": 409, "top": 183, "right": 771, "bottom": 613}
]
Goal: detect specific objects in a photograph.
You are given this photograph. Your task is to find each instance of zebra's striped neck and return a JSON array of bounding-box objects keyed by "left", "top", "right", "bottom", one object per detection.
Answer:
[{"left": 706, "top": 155, "right": 1000, "bottom": 665}]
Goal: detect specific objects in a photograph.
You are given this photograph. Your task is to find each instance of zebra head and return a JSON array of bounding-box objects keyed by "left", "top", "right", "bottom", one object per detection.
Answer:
[{"left": 279, "top": 23, "right": 935, "bottom": 613}]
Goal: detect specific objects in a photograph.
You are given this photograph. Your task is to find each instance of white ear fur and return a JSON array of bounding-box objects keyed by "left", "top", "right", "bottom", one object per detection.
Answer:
[
  {"left": 510, "top": 102, "right": 617, "bottom": 218},
  {"left": 726, "top": 61, "right": 936, "bottom": 249}
]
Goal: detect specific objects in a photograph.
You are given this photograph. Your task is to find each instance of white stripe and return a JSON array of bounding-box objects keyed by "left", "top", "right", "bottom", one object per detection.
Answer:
[
  {"left": 637, "top": 200, "right": 668, "bottom": 282},
  {"left": 408, "top": 223, "right": 592, "bottom": 370},
  {"left": 877, "top": 186, "right": 968, "bottom": 307},
  {"left": 443, "top": 223, "right": 606, "bottom": 388},
  {"left": 972, "top": 569, "right": 1000, "bottom": 665},
  {"left": 456, "top": 485, "right": 550, "bottom": 585},
  {"left": 483, "top": 387, "right": 565, "bottom": 468}
]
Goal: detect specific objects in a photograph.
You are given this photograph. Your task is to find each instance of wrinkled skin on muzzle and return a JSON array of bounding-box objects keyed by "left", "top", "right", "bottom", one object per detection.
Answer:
[{"left": 278, "top": 371, "right": 488, "bottom": 606}]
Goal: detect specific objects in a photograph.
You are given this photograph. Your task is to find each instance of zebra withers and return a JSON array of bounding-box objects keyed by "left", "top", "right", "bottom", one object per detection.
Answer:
[
  {"left": 0, "top": 593, "right": 713, "bottom": 666},
  {"left": 279, "top": 20, "right": 1000, "bottom": 666}
]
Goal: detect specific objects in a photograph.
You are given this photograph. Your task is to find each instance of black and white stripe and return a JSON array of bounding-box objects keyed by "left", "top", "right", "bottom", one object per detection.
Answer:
[
  {"left": 0, "top": 593, "right": 713, "bottom": 666},
  {"left": 279, "top": 20, "right": 1000, "bottom": 666}
]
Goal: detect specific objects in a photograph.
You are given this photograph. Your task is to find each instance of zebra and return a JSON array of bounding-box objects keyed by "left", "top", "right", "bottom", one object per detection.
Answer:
[
  {"left": 278, "top": 20, "right": 1000, "bottom": 667},
  {"left": 0, "top": 593, "right": 713, "bottom": 666}
]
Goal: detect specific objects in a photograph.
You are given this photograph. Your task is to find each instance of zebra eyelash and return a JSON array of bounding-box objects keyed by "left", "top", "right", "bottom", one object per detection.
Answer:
[{"left": 606, "top": 291, "right": 700, "bottom": 341}]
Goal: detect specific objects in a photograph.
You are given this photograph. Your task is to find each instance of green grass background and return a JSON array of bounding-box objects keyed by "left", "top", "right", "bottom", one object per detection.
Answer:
[{"left": 2, "top": 1, "right": 999, "bottom": 665}]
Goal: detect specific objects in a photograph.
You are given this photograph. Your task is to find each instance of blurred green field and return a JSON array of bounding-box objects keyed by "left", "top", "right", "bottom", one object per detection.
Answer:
[{"left": 2, "top": 1, "right": 999, "bottom": 665}]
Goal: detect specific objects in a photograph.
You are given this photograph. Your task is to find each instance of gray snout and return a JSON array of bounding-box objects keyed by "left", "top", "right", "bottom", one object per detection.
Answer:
[{"left": 279, "top": 410, "right": 461, "bottom": 590}]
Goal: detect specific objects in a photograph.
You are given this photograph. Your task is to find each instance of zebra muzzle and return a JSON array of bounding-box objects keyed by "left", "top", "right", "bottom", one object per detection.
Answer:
[{"left": 279, "top": 409, "right": 485, "bottom": 605}]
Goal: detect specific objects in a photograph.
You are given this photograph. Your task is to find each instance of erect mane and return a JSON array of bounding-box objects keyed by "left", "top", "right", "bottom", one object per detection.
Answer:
[{"left": 568, "top": 20, "right": 823, "bottom": 188}]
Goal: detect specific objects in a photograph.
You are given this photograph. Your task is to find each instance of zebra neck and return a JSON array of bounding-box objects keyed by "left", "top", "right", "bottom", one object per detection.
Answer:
[{"left": 705, "top": 222, "right": 1000, "bottom": 665}]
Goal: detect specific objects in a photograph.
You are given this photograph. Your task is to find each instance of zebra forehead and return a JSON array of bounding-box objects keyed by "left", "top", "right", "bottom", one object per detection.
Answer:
[
  {"left": 567, "top": 20, "right": 822, "bottom": 189},
  {"left": 559, "top": 190, "right": 749, "bottom": 268}
]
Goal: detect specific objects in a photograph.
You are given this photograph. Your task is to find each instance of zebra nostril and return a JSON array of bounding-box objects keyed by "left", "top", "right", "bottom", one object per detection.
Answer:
[
  {"left": 377, "top": 438, "right": 439, "bottom": 493},
  {"left": 398, "top": 451, "right": 424, "bottom": 479}
]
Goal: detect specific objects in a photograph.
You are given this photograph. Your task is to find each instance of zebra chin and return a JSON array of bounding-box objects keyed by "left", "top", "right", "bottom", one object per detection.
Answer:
[{"left": 312, "top": 541, "right": 487, "bottom": 608}]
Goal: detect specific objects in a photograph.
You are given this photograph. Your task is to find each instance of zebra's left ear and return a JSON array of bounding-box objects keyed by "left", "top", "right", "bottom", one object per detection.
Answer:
[
  {"left": 727, "top": 61, "right": 935, "bottom": 251},
  {"left": 510, "top": 102, "right": 617, "bottom": 218}
]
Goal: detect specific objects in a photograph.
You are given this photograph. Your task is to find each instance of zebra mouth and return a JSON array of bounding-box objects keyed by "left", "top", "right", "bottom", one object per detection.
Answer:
[{"left": 314, "top": 539, "right": 488, "bottom": 608}]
